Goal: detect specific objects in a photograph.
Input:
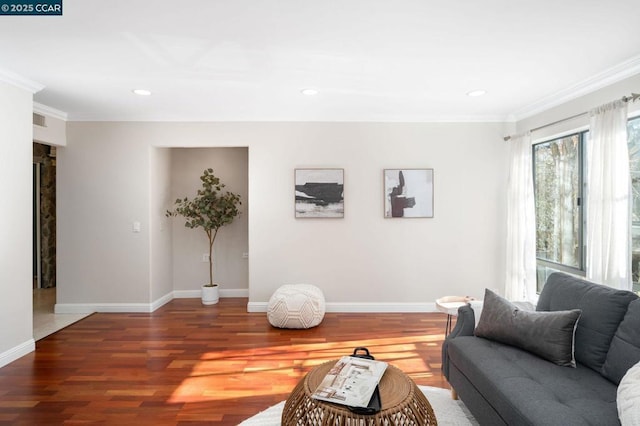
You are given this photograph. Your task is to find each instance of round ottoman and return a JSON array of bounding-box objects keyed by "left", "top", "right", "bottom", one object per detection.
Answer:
[{"left": 267, "top": 284, "right": 325, "bottom": 329}]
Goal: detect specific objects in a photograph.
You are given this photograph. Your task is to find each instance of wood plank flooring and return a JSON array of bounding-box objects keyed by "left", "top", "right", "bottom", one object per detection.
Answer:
[{"left": 0, "top": 298, "right": 451, "bottom": 425}]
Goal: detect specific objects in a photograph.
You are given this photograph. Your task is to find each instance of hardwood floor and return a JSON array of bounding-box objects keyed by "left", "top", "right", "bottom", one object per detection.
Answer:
[{"left": 0, "top": 298, "right": 451, "bottom": 425}]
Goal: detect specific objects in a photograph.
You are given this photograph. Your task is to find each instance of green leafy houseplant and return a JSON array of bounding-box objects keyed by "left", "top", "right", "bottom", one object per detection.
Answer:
[{"left": 166, "top": 168, "right": 241, "bottom": 288}]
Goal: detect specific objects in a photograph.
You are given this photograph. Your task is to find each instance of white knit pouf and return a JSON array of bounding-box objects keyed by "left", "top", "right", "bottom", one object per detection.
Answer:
[
  {"left": 618, "top": 361, "right": 640, "bottom": 425},
  {"left": 267, "top": 284, "right": 325, "bottom": 329}
]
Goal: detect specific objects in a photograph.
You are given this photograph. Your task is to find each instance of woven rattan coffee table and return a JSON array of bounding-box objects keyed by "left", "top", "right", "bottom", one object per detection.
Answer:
[{"left": 282, "top": 360, "right": 437, "bottom": 425}]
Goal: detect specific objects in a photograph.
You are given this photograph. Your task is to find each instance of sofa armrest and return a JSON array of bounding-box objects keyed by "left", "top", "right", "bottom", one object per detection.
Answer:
[
  {"left": 442, "top": 304, "right": 475, "bottom": 380},
  {"left": 449, "top": 305, "right": 476, "bottom": 338}
]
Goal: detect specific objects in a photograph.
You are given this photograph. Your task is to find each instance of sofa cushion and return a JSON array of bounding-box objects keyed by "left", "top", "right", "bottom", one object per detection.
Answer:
[
  {"left": 617, "top": 361, "right": 640, "bottom": 426},
  {"left": 537, "top": 272, "right": 638, "bottom": 372},
  {"left": 475, "top": 289, "right": 581, "bottom": 367},
  {"left": 602, "top": 299, "right": 640, "bottom": 384},
  {"left": 447, "top": 336, "right": 618, "bottom": 426}
]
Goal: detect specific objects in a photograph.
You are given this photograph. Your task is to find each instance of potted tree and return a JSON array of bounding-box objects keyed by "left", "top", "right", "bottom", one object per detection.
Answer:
[{"left": 166, "top": 168, "right": 241, "bottom": 305}]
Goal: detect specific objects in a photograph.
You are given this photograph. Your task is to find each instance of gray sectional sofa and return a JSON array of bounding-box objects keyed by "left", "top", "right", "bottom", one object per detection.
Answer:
[{"left": 442, "top": 272, "right": 640, "bottom": 426}]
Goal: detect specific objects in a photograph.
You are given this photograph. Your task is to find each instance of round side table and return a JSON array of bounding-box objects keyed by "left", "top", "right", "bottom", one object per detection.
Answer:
[
  {"left": 436, "top": 296, "right": 475, "bottom": 336},
  {"left": 282, "top": 360, "right": 437, "bottom": 425}
]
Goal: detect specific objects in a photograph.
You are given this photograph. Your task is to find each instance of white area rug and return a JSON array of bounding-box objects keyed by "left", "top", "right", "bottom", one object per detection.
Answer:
[{"left": 239, "top": 385, "right": 478, "bottom": 425}]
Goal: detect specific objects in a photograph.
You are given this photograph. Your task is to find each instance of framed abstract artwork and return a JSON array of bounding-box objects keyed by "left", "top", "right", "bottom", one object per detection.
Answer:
[
  {"left": 384, "top": 169, "right": 434, "bottom": 218},
  {"left": 295, "top": 168, "right": 344, "bottom": 218}
]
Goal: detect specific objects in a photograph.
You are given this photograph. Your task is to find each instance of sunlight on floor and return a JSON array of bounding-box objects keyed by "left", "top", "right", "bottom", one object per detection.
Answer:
[{"left": 168, "top": 335, "right": 438, "bottom": 403}]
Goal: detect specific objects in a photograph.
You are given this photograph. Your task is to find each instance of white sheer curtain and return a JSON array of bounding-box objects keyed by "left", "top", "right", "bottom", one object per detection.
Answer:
[
  {"left": 505, "top": 132, "right": 537, "bottom": 301},
  {"left": 586, "top": 100, "right": 631, "bottom": 290}
]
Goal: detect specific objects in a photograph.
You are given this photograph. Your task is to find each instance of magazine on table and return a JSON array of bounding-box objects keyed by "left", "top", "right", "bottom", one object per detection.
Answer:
[{"left": 310, "top": 356, "right": 388, "bottom": 408}]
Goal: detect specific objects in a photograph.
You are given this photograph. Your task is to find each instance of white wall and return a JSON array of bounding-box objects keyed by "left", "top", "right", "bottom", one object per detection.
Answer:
[
  {"left": 0, "top": 81, "right": 35, "bottom": 366},
  {"left": 57, "top": 124, "right": 151, "bottom": 309},
  {"left": 246, "top": 123, "right": 508, "bottom": 310},
  {"left": 170, "top": 148, "right": 249, "bottom": 295},
  {"left": 57, "top": 121, "right": 508, "bottom": 312},
  {"left": 149, "top": 147, "right": 173, "bottom": 305}
]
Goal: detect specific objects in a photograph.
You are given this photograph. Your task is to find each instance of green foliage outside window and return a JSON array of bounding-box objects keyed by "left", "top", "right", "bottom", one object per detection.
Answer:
[
  {"left": 534, "top": 134, "right": 583, "bottom": 270},
  {"left": 627, "top": 117, "right": 640, "bottom": 292},
  {"left": 533, "top": 117, "right": 640, "bottom": 294}
]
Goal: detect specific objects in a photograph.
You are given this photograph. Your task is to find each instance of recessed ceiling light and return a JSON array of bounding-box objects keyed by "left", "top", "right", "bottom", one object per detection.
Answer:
[
  {"left": 132, "top": 89, "right": 152, "bottom": 96},
  {"left": 466, "top": 90, "right": 487, "bottom": 97},
  {"left": 301, "top": 88, "right": 319, "bottom": 96}
]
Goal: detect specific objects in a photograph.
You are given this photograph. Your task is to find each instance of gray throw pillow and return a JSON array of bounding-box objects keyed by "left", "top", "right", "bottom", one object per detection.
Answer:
[
  {"left": 601, "top": 299, "right": 640, "bottom": 384},
  {"left": 475, "top": 289, "right": 582, "bottom": 367},
  {"left": 537, "top": 272, "right": 638, "bottom": 372}
]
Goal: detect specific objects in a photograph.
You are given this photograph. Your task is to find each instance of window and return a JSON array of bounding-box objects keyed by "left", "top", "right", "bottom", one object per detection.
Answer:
[
  {"left": 533, "top": 117, "right": 640, "bottom": 294},
  {"left": 628, "top": 116, "right": 640, "bottom": 293},
  {"left": 533, "top": 132, "right": 587, "bottom": 292}
]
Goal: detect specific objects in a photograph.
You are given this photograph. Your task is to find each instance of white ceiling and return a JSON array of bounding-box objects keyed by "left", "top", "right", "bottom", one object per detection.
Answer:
[{"left": 1, "top": 0, "right": 639, "bottom": 122}]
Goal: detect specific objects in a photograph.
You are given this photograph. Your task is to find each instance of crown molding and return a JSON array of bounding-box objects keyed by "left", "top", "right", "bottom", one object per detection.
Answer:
[
  {"left": 509, "top": 54, "right": 640, "bottom": 122},
  {"left": 66, "top": 113, "right": 508, "bottom": 123},
  {"left": 0, "top": 67, "right": 44, "bottom": 94},
  {"left": 33, "top": 102, "right": 68, "bottom": 121}
]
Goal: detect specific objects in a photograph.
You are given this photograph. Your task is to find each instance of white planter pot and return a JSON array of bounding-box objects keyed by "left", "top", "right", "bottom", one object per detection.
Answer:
[{"left": 202, "top": 284, "right": 219, "bottom": 305}]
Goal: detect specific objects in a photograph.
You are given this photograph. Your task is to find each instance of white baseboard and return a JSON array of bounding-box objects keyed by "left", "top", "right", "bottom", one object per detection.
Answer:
[
  {"left": 248, "top": 302, "right": 439, "bottom": 313},
  {"left": 172, "top": 290, "right": 201, "bottom": 299},
  {"left": 55, "top": 302, "right": 155, "bottom": 313},
  {"left": 220, "top": 288, "right": 249, "bottom": 298},
  {"left": 151, "top": 292, "right": 174, "bottom": 311},
  {"left": 0, "top": 339, "right": 35, "bottom": 369},
  {"left": 326, "top": 302, "right": 438, "bottom": 313},
  {"left": 173, "top": 288, "right": 249, "bottom": 299},
  {"left": 55, "top": 293, "right": 432, "bottom": 314},
  {"left": 55, "top": 288, "right": 250, "bottom": 314},
  {"left": 247, "top": 302, "right": 268, "bottom": 312}
]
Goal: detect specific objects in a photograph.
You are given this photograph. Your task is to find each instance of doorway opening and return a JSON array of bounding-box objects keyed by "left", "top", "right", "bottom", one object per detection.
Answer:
[
  {"left": 33, "top": 142, "right": 67, "bottom": 340},
  {"left": 33, "top": 142, "right": 56, "bottom": 290}
]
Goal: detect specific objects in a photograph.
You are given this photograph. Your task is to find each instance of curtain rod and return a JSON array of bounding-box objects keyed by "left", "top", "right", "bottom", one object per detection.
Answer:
[{"left": 503, "top": 92, "right": 640, "bottom": 141}]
